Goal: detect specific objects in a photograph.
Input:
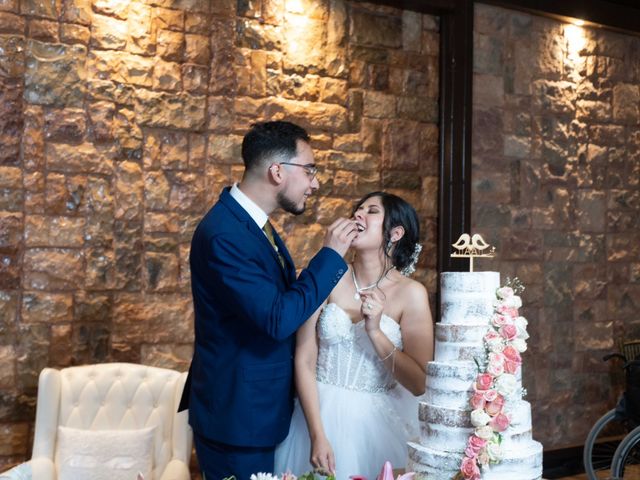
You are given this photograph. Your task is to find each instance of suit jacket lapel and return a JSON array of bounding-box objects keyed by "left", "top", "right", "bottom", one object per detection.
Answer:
[{"left": 219, "top": 188, "right": 292, "bottom": 282}]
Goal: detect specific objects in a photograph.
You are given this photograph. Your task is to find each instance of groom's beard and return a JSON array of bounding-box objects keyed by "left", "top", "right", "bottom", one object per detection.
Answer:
[{"left": 277, "top": 190, "right": 305, "bottom": 215}]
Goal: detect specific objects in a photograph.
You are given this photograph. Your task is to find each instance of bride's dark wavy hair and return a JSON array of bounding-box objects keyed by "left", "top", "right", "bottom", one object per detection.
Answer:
[{"left": 353, "top": 191, "right": 420, "bottom": 272}]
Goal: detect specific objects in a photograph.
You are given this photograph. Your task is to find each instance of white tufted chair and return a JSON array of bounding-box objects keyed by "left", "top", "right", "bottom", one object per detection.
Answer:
[{"left": 1, "top": 363, "right": 192, "bottom": 480}]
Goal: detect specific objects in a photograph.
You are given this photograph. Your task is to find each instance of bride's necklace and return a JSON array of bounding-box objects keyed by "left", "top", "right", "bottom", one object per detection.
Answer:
[{"left": 351, "top": 264, "right": 395, "bottom": 300}]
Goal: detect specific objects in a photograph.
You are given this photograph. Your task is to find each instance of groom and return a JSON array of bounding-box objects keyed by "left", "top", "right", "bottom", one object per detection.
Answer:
[{"left": 179, "top": 121, "right": 357, "bottom": 479}]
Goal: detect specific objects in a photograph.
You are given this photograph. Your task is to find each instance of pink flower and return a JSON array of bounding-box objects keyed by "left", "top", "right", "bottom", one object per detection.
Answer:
[
  {"left": 483, "top": 389, "right": 498, "bottom": 402},
  {"left": 504, "top": 359, "right": 520, "bottom": 374},
  {"left": 485, "top": 395, "right": 505, "bottom": 416},
  {"left": 467, "top": 435, "right": 487, "bottom": 453},
  {"left": 470, "top": 392, "right": 486, "bottom": 410},
  {"left": 490, "top": 412, "right": 511, "bottom": 432},
  {"left": 460, "top": 456, "right": 481, "bottom": 480},
  {"left": 497, "top": 304, "right": 519, "bottom": 318},
  {"left": 464, "top": 446, "right": 478, "bottom": 459},
  {"left": 503, "top": 346, "right": 522, "bottom": 363},
  {"left": 487, "top": 358, "right": 504, "bottom": 376},
  {"left": 491, "top": 314, "right": 508, "bottom": 327},
  {"left": 484, "top": 330, "right": 501, "bottom": 342},
  {"left": 376, "top": 460, "right": 394, "bottom": 480},
  {"left": 476, "top": 373, "right": 493, "bottom": 391},
  {"left": 499, "top": 324, "right": 518, "bottom": 341}
]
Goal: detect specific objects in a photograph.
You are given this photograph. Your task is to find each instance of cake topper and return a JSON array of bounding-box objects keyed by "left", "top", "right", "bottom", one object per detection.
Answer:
[{"left": 450, "top": 233, "right": 496, "bottom": 272}]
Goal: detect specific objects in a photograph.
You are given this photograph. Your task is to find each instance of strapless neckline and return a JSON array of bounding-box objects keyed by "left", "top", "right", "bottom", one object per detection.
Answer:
[{"left": 325, "top": 302, "right": 399, "bottom": 326}]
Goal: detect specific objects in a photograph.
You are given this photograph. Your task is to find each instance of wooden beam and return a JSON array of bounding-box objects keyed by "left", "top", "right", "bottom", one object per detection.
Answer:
[
  {"left": 438, "top": 0, "right": 474, "bottom": 273},
  {"left": 484, "top": 0, "right": 640, "bottom": 34},
  {"left": 351, "top": 0, "right": 457, "bottom": 15}
]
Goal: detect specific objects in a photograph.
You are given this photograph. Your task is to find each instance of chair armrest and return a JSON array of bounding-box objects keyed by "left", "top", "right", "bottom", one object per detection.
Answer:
[
  {"left": 0, "top": 461, "right": 32, "bottom": 480},
  {"left": 30, "top": 457, "right": 55, "bottom": 480},
  {"left": 159, "top": 458, "right": 190, "bottom": 480}
]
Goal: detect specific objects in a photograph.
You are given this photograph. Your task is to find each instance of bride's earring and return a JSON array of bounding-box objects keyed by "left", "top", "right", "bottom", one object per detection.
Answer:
[{"left": 386, "top": 240, "right": 393, "bottom": 253}]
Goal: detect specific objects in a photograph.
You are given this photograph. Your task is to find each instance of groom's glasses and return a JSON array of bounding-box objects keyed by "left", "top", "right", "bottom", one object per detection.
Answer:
[{"left": 279, "top": 162, "right": 318, "bottom": 179}]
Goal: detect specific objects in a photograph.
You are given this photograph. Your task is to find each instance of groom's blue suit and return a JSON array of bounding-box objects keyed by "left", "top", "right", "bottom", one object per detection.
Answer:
[{"left": 180, "top": 187, "right": 347, "bottom": 477}]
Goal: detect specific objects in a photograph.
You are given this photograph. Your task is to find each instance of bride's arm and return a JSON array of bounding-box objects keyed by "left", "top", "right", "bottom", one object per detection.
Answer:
[
  {"left": 294, "top": 301, "right": 335, "bottom": 474},
  {"left": 365, "top": 282, "right": 433, "bottom": 395}
]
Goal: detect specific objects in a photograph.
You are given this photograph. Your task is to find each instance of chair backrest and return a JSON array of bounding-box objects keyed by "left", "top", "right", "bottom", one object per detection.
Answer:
[
  {"left": 32, "top": 363, "right": 191, "bottom": 479},
  {"left": 623, "top": 341, "right": 640, "bottom": 361}
]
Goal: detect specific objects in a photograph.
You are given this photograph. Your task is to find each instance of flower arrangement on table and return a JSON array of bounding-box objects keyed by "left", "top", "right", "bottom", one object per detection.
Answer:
[
  {"left": 243, "top": 469, "right": 335, "bottom": 480},
  {"left": 246, "top": 470, "right": 336, "bottom": 480},
  {"left": 246, "top": 461, "right": 414, "bottom": 480},
  {"left": 458, "top": 279, "right": 529, "bottom": 480}
]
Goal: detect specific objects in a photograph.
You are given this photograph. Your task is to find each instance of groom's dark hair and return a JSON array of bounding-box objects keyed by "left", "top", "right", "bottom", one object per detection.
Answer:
[{"left": 241, "top": 121, "right": 310, "bottom": 173}]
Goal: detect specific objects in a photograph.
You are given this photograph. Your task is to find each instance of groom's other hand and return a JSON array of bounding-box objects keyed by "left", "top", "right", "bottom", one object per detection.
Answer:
[{"left": 323, "top": 218, "right": 358, "bottom": 256}]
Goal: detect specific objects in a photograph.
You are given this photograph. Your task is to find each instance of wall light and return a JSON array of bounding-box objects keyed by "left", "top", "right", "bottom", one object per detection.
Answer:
[{"left": 564, "top": 24, "right": 586, "bottom": 59}]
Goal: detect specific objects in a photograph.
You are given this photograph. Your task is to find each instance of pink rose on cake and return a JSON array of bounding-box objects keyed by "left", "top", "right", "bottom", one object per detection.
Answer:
[
  {"left": 476, "top": 373, "right": 493, "bottom": 391},
  {"left": 489, "top": 412, "right": 511, "bottom": 432},
  {"left": 502, "top": 346, "right": 522, "bottom": 364},
  {"left": 461, "top": 456, "right": 481, "bottom": 480},
  {"left": 491, "top": 313, "right": 509, "bottom": 327},
  {"left": 470, "top": 392, "right": 486, "bottom": 410},
  {"left": 487, "top": 352, "right": 505, "bottom": 376},
  {"left": 498, "top": 324, "right": 518, "bottom": 341},
  {"left": 502, "top": 346, "right": 522, "bottom": 374},
  {"left": 496, "top": 304, "right": 519, "bottom": 318},
  {"left": 465, "top": 435, "right": 487, "bottom": 456},
  {"left": 483, "top": 389, "right": 498, "bottom": 402},
  {"left": 485, "top": 394, "right": 505, "bottom": 416}
]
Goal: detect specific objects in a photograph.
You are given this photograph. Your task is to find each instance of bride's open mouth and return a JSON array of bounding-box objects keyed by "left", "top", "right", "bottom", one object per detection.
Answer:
[{"left": 355, "top": 222, "right": 365, "bottom": 232}]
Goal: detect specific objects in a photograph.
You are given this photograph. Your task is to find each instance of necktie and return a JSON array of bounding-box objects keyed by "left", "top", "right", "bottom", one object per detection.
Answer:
[{"left": 262, "top": 221, "right": 285, "bottom": 268}]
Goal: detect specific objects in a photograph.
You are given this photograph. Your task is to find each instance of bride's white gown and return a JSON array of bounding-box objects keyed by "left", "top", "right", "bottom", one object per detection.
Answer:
[{"left": 274, "top": 303, "right": 419, "bottom": 480}]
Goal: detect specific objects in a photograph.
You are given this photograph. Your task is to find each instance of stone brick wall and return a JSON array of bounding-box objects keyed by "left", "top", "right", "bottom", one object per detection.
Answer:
[
  {"left": 472, "top": 3, "right": 640, "bottom": 449},
  {"left": 0, "top": 0, "right": 439, "bottom": 468}
]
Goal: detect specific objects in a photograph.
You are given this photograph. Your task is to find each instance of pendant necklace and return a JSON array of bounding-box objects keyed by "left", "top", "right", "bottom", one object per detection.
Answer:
[{"left": 351, "top": 265, "right": 395, "bottom": 300}]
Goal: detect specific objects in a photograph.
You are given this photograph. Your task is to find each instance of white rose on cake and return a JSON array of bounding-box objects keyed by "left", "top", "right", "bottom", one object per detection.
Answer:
[
  {"left": 484, "top": 330, "right": 505, "bottom": 353},
  {"left": 503, "top": 295, "right": 522, "bottom": 309},
  {"left": 512, "top": 338, "right": 527, "bottom": 353},
  {"left": 495, "top": 373, "right": 518, "bottom": 397},
  {"left": 475, "top": 425, "right": 494, "bottom": 440},
  {"left": 487, "top": 441, "right": 504, "bottom": 462},
  {"left": 496, "top": 287, "right": 514, "bottom": 299},
  {"left": 514, "top": 316, "right": 529, "bottom": 339},
  {"left": 471, "top": 408, "right": 491, "bottom": 427}
]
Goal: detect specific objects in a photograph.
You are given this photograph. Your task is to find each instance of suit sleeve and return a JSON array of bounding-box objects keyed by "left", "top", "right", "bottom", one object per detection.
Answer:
[{"left": 207, "top": 233, "right": 347, "bottom": 341}]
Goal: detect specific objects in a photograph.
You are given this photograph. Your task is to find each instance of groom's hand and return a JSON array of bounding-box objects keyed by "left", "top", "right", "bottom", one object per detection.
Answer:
[{"left": 323, "top": 218, "right": 357, "bottom": 257}]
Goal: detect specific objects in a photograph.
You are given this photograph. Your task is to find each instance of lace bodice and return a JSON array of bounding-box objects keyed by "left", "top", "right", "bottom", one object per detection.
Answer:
[{"left": 316, "top": 303, "right": 403, "bottom": 393}]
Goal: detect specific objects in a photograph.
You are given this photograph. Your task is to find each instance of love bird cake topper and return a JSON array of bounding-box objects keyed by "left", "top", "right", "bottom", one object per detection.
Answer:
[{"left": 450, "top": 233, "right": 496, "bottom": 272}]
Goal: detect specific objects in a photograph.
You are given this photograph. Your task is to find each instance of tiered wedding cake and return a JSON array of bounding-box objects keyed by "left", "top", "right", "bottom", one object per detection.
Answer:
[{"left": 407, "top": 272, "right": 543, "bottom": 479}]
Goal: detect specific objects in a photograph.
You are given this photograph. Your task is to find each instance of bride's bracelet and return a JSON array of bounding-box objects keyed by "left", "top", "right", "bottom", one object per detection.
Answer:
[{"left": 380, "top": 346, "right": 397, "bottom": 362}]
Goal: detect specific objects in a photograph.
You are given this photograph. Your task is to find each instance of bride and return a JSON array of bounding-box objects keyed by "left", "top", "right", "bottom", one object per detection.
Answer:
[{"left": 274, "top": 191, "right": 434, "bottom": 479}]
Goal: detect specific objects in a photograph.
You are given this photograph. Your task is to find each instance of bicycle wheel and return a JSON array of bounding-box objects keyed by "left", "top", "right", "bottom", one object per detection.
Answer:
[
  {"left": 612, "top": 425, "right": 640, "bottom": 479},
  {"left": 584, "top": 409, "right": 631, "bottom": 479}
]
